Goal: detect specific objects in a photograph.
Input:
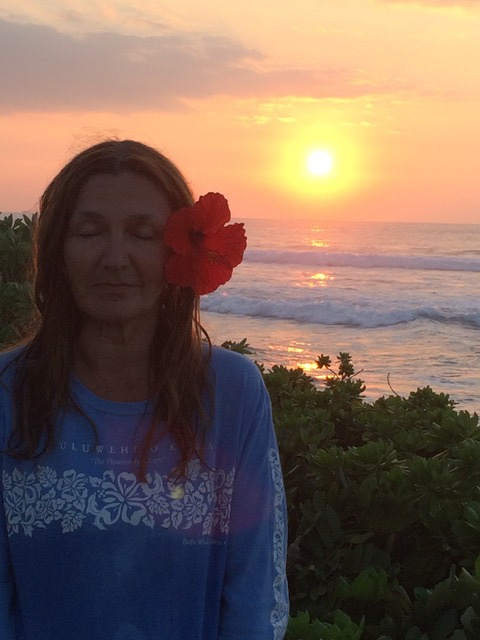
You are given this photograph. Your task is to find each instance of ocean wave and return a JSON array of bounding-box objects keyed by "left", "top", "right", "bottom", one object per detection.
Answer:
[
  {"left": 201, "top": 296, "right": 480, "bottom": 329},
  {"left": 244, "top": 249, "right": 480, "bottom": 273}
]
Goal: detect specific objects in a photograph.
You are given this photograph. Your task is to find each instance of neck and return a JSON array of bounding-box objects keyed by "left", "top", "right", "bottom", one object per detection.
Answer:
[{"left": 73, "top": 319, "right": 156, "bottom": 401}]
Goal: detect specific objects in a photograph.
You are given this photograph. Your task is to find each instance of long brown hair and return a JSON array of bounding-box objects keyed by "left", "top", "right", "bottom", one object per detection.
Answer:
[{"left": 6, "top": 139, "right": 212, "bottom": 479}]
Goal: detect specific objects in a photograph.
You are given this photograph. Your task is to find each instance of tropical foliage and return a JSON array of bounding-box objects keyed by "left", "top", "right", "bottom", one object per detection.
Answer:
[
  {"left": 262, "top": 351, "right": 480, "bottom": 639},
  {"left": 0, "top": 213, "right": 36, "bottom": 347}
]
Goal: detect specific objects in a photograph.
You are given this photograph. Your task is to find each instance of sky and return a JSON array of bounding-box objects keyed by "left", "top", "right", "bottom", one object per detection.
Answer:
[{"left": 1, "top": 0, "right": 480, "bottom": 223}]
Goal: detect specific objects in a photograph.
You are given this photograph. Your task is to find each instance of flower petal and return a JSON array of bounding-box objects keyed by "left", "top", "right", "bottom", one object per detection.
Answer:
[
  {"left": 165, "top": 252, "right": 203, "bottom": 289},
  {"left": 193, "top": 253, "right": 234, "bottom": 295},
  {"left": 163, "top": 192, "right": 246, "bottom": 295},
  {"left": 193, "top": 193, "right": 231, "bottom": 235},
  {"left": 165, "top": 252, "right": 233, "bottom": 295},
  {"left": 163, "top": 206, "right": 196, "bottom": 254},
  {"left": 203, "top": 223, "right": 247, "bottom": 268}
]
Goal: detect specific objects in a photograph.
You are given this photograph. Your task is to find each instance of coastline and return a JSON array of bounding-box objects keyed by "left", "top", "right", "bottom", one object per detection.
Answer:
[{"left": 203, "top": 310, "right": 479, "bottom": 415}]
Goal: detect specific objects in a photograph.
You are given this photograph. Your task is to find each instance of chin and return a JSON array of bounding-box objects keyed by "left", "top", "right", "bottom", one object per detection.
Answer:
[{"left": 80, "top": 302, "right": 159, "bottom": 327}]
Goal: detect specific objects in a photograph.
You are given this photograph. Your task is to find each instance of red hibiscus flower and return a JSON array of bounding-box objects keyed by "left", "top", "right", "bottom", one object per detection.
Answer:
[{"left": 163, "top": 192, "right": 247, "bottom": 295}]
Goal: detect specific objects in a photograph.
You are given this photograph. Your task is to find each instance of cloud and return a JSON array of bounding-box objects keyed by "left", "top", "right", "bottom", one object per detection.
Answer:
[
  {"left": 378, "top": 0, "right": 479, "bottom": 6},
  {"left": 1, "top": 18, "right": 405, "bottom": 114}
]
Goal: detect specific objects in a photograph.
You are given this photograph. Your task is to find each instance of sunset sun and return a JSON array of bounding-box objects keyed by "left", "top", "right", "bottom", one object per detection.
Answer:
[
  {"left": 307, "top": 149, "right": 334, "bottom": 177},
  {"left": 270, "top": 129, "right": 365, "bottom": 206}
]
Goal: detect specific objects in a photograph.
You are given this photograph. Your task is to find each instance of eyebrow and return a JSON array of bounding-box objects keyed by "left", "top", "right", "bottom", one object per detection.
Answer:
[{"left": 71, "top": 210, "right": 160, "bottom": 223}]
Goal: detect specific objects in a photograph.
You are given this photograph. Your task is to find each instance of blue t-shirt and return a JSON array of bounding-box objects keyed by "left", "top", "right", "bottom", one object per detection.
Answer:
[{"left": 0, "top": 346, "right": 288, "bottom": 639}]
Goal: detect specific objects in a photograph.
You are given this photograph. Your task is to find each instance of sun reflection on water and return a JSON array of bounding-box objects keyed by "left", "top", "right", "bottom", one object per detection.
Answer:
[
  {"left": 287, "top": 346, "right": 304, "bottom": 354},
  {"left": 297, "top": 362, "right": 329, "bottom": 382},
  {"left": 302, "top": 272, "right": 333, "bottom": 288}
]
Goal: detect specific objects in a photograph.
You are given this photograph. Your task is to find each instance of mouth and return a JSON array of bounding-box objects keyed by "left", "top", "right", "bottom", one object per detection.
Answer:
[
  {"left": 92, "top": 283, "right": 137, "bottom": 293},
  {"left": 94, "top": 283, "right": 136, "bottom": 287}
]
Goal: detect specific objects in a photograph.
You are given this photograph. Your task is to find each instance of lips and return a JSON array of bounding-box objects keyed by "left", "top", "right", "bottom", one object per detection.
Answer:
[
  {"left": 91, "top": 283, "right": 137, "bottom": 294},
  {"left": 93, "top": 282, "right": 136, "bottom": 287}
]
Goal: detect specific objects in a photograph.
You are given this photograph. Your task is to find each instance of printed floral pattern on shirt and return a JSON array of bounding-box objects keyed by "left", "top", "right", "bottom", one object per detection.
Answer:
[
  {"left": 268, "top": 448, "right": 290, "bottom": 638},
  {"left": 2, "top": 459, "right": 235, "bottom": 538}
]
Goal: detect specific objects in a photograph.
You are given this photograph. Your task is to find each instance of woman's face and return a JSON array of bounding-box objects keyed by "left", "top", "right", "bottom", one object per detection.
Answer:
[{"left": 64, "top": 172, "right": 172, "bottom": 328}]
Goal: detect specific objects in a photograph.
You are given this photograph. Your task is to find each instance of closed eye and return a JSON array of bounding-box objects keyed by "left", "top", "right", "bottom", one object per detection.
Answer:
[
  {"left": 71, "top": 222, "right": 103, "bottom": 237},
  {"left": 131, "top": 225, "right": 156, "bottom": 240}
]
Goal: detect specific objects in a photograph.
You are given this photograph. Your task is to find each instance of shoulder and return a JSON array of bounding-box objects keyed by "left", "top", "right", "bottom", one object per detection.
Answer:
[
  {"left": 208, "top": 347, "right": 277, "bottom": 460},
  {"left": 0, "top": 345, "right": 26, "bottom": 386},
  {"left": 209, "top": 345, "right": 264, "bottom": 389},
  {"left": 0, "top": 347, "right": 25, "bottom": 447},
  {"left": 208, "top": 346, "right": 270, "bottom": 415}
]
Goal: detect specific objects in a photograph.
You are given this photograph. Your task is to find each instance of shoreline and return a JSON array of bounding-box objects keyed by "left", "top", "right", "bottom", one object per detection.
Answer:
[{"left": 203, "top": 310, "right": 479, "bottom": 415}]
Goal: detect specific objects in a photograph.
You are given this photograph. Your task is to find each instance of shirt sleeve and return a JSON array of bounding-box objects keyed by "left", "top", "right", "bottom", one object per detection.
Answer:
[
  {"left": 218, "top": 375, "right": 289, "bottom": 639},
  {"left": 0, "top": 381, "right": 21, "bottom": 639},
  {"left": 0, "top": 468, "right": 19, "bottom": 638}
]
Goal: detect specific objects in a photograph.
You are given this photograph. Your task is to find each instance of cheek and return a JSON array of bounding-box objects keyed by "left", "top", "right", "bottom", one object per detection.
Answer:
[
  {"left": 63, "top": 244, "right": 90, "bottom": 290},
  {"left": 143, "top": 246, "right": 169, "bottom": 281},
  {"left": 63, "top": 247, "right": 78, "bottom": 275}
]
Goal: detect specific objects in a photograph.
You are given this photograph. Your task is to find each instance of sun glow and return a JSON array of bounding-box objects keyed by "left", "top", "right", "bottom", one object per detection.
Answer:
[
  {"left": 307, "top": 150, "right": 334, "bottom": 177},
  {"left": 270, "top": 130, "right": 364, "bottom": 206}
]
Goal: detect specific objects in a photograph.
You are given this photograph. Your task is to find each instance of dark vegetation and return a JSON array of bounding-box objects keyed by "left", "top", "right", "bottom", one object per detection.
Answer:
[
  {"left": 0, "top": 213, "right": 37, "bottom": 346},
  {"left": 4, "top": 215, "right": 480, "bottom": 639}
]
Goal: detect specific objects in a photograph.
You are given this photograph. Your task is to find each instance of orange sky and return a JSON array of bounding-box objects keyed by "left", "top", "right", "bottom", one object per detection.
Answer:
[{"left": 1, "top": 0, "right": 480, "bottom": 223}]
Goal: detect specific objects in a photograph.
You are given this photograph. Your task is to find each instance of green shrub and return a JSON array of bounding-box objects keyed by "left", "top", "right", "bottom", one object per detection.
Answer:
[
  {"left": 0, "top": 213, "right": 36, "bottom": 282},
  {"left": 0, "top": 213, "right": 36, "bottom": 347},
  {"left": 287, "top": 610, "right": 365, "bottom": 640},
  {"left": 261, "top": 352, "right": 480, "bottom": 639}
]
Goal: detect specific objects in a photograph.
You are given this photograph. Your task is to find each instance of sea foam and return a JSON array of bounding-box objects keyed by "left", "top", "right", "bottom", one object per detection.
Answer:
[
  {"left": 244, "top": 250, "right": 480, "bottom": 273},
  {"left": 201, "top": 295, "right": 480, "bottom": 329}
]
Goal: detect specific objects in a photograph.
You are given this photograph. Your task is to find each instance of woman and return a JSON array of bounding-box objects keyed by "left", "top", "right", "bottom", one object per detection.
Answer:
[{"left": 0, "top": 140, "right": 289, "bottom": 639}]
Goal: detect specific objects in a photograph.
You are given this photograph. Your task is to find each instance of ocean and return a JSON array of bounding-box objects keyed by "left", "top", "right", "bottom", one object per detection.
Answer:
[{"left": 201, "top": 219, "right": 480, "bottom": 414}]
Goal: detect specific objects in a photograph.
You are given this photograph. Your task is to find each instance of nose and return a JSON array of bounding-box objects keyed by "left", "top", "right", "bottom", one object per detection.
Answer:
[{"left": 101, "top": 232, "right": 130, "bottom": 270}]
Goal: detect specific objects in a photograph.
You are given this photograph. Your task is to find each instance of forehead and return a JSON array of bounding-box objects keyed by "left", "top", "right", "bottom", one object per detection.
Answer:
[{"left": 72, "top": 172, "right": 172, "bottom": 221}]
